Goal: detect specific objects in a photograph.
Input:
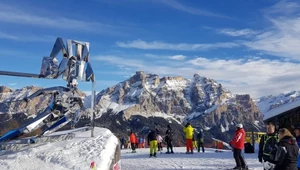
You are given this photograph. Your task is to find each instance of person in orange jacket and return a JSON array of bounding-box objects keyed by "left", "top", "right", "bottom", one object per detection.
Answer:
[
  {"left": 183, "top": 123, "right": 194, "bottom": 154},
  {"left": 130, "top": 131, "right": 137, "bottom": 153}
]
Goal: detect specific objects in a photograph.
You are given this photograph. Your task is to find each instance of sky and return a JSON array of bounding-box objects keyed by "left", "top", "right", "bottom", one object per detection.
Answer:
[{"left": 0, "top": 0, "right": 300, "bottom": 98}]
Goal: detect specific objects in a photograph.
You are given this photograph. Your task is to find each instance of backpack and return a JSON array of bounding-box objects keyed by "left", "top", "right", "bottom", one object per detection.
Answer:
[
  {"left": 269, "top": 144, "right": 287, "bottom": 164},
  {"left": 263, "top": 134, "right": 279, "bottom": 163}
]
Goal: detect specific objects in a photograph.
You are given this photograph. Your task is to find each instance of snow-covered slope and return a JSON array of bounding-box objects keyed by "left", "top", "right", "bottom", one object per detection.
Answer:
[
  {"left": 121, "top": 147, "right": 262, "bottom": 170},
  {"left": 0, "top": 127, "right": 120, "bottom": 170},
  {"left": 256, "top": 91, "right": 300, "bottom": 120}
]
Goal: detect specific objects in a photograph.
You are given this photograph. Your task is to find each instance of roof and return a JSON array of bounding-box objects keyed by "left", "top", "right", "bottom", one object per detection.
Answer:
[{"left": 263, "top": 99, "right": 300, "bottom": 121}]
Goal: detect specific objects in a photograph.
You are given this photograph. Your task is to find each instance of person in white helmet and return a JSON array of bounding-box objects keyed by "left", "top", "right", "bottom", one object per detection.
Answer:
[{"left": 230, "top": 123, "right": 248, "bottom": 170}]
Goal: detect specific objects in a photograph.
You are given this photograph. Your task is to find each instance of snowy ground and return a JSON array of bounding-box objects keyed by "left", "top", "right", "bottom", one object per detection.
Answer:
[
  {"left": 0, "top": 127, "right": 119, "bottom": 170},
  {"left": 121, "top": 147, "right": 263, "bottom": 170}
]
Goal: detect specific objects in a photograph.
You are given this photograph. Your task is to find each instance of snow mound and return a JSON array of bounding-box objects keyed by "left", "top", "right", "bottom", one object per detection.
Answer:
[{"left": 0, "top": 127, "right": 119, "bottom": 170}]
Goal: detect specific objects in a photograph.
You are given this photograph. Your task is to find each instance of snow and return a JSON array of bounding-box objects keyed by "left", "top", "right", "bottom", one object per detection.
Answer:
[
  {"left": 0, "top": 128, "right": 265, "bottom": 170},
  {"left": 0, "top": 127, "right": 119, "bottom": 170},
  {"left": 253, "top": 120, "right": 260, "bottom": 127},
  {"left": 184, "top": 99, "right": 229, "bottom": 121},
  {"left": 220, "top": 124, "right": 226, "bottom": 132},
  {"left": 0, "top": 87, "right": 39, "bottom": 103},
  {"left": 164, "top": 79, "right": 188, "bottom": 90},
  {"left": 256, "top": 91, "right": 300, "bottom": 120},
  {"left": 121, "top": 147, "right": 263, "bottom": 170},
  {"left": 263, "top": 99, "right": 300, "bottom": 121},
  {"left": 129, "top": 111, "right": 183, "bottom": 125}
]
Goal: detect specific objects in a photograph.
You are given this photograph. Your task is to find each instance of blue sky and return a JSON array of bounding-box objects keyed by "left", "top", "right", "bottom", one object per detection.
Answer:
[{"left": 0, "top": 0, "right": 300, "bottom": 98}]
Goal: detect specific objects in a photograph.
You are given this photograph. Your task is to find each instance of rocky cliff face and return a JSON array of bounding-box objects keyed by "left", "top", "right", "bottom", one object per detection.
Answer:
[
  {"left": 0, "top": 86, "right": 52, "bottom": 135},
  {"left": 0, "top": 86, "right": 87, "bottom": 135},
  {"left": 94, "top": 71, "right": 264, "bottom": 144}
]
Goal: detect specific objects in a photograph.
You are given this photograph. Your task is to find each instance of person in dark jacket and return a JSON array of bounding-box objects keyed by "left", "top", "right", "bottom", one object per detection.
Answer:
[
  {"left": 258, "top": 122, "right": 279, "bottom": 170},
  {"left": 120, "top": 137, "right": 125, "bottom": 149},
  {"left": 165, "top": 124, "right": 174, "bottom": 154},
  {"left": 230, "top": 124, "right": 247, "bottom": 170},
  {"left": 274, "top": 128, "right": 298, "bottom": 170},
  {"left": 197, "top": 129, "right": 205, "bottom": 153},
  {"left": 293, "top": 123, "right": 300, "bottom": 170},
  {"left": 148, "top": 129, "right": 158, "bottom": 157}
]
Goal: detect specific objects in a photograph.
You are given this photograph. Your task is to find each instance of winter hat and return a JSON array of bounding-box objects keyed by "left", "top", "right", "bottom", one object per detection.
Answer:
[{"left": 236, "top": 124, "right": 243, "bottom": 129}]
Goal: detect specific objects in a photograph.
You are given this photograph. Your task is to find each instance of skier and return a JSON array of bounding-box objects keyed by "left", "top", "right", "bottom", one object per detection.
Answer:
[
  {"left": 157, "top": 134, "right": 163, "bottom": 151},
  {"left": 230, "top": 123, "right": 247, "bottom": 170},
  {"left": 148, "top": 129, "right": 158, "bottom": 158},
  {"left": 127, "top": 136, "right": 131, "bottom": 149},
  {"left": 135, "top": 135, "right": 139, "bottom": 149},
  {"left": 120, "top": 136, "right": 125, "bottom": 149},
  {"left": 130, "top": 131, "right": 136, "bottom": 153},
  {"left": 165, "top": 124, "right": 174, "bottom": 154},
  {"left": 138, "top": 137, "right": 143, "bottom": 148},
  {"left": 183, "top": 123, "right": 194, "bottom": 154},
  {"left": 143, "top": 137, "right": 146, "bottom": 148},
  {"left": 197, "top": 129, "right": 205, "bottom": 153}
]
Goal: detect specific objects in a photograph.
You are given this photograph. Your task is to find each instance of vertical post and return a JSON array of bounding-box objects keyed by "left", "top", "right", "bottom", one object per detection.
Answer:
[
  {"left": 251, "top": 128, "right": 255, "bottom": 153},
  {"left": 91, "top": 81, "right": 96, "bottom": 137}
]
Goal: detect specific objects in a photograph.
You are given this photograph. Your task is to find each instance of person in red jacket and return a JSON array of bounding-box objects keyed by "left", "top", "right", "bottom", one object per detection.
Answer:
[
  {"left": 130, "top": 132, "right": 137, "bottom": 153},
  {"left": 230, "top": 124, "right": 248, "bottom": 170}
]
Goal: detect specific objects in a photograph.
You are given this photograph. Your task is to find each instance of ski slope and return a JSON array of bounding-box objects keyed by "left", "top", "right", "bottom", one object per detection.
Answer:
[
  {"left": 0, "top": 127, "right": 264, "bottom": 170},
  {"left": 121, "top": 147, "right": 263, "bottom": 170}
]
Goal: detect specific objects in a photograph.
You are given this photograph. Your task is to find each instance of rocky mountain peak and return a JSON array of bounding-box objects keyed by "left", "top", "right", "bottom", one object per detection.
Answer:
[{"left": 0, "top": 86, "right": 12, "bottom": 93}]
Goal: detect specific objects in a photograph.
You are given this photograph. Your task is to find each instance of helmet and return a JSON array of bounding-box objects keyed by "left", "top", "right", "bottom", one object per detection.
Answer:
[{"left": 236, "top": 124, "right": 243, "bottom": 129}]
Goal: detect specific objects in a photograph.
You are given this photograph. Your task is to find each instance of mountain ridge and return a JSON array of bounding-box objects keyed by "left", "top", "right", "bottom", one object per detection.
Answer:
[{"left": 0, "top": 71, "right": 266, "bottom": 144}]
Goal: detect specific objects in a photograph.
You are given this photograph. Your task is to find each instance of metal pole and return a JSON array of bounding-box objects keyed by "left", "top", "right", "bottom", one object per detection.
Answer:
[
  {"left": 251, "top": 128, "right": 255, "bottom": 153},
  {"left": 91, "top": 81, "right": 96, "bottom": 137}
]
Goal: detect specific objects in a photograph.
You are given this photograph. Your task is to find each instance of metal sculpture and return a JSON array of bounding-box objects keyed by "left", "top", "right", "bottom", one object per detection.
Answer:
[{"left": 0, "top": 37, "right": 96, "bottom": 143}]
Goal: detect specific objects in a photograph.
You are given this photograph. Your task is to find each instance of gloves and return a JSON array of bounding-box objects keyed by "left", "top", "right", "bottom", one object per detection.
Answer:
[{"left": 259, "top": 157, "right": 262, "bottom": 163}]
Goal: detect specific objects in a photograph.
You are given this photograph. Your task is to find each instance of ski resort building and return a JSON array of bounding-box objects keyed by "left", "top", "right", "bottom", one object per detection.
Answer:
[{"left": 262, "top": 99, "right": 300, "bottom": 130}]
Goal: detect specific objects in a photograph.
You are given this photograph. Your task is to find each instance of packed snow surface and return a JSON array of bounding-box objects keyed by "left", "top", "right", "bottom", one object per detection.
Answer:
[
  {"left": 0, "top": 127, "right": 119, "bottom": 170},
  {"left": 121, "top": 147, "right": 263, "bottom": 170}
]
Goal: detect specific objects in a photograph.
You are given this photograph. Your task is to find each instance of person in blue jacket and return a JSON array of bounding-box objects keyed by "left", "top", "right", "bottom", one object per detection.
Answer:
[{"left": 293, "top": 123, "right": 300, "bottom": 170}]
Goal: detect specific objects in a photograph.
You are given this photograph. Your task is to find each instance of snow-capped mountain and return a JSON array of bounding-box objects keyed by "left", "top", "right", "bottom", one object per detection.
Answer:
[
  {"left": 94, "top": 71, "right": 263, "bottom": 143},
  {"left": 0, "top": 71, "right": 264, "bottom": 144},
  {"left": 255, "top": 91, "right": 300, "bottom": 120},
  {"left": 96, "top": 71, "right": 232, "bottom": 119}
]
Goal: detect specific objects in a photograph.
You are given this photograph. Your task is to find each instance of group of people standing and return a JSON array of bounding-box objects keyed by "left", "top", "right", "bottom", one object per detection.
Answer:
[
  {"left": 119, "top": 133, "right": 147, "bottom": 152},
  {"left": 147, "top": 125, "right": 174, "bottom": 157},
  {"left": 120, "top": 125, "right": 175, "bottom": 157},
  {"left": 183, "top": 123, "right": 205, "bottom": 154},
  {"left": 122, "top": 121, "right": 300, "bottom": 170},
  {"left": 258, "top": 122, "right": 299, "bottom": 170},
  {"left": 229, "top": 121, "right": 300, "bottom": 170}
]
